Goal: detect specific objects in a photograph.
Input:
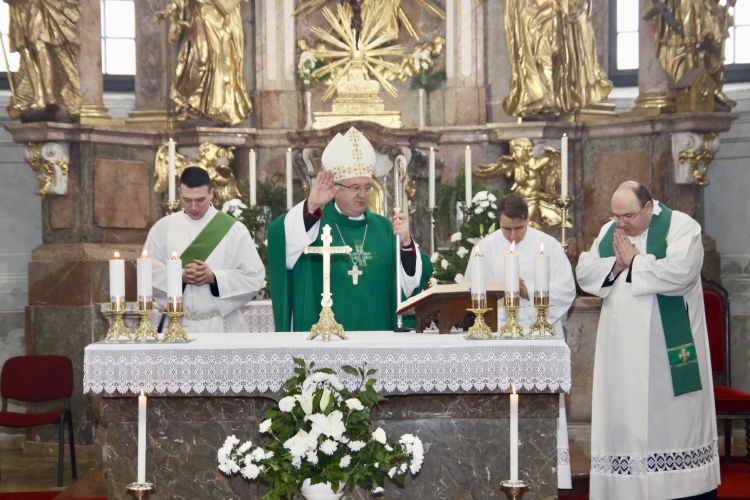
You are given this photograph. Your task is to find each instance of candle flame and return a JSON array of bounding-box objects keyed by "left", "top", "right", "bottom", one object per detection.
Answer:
[
  {"left": 142, "top": 250, "right": 148, "bottom": 258},
  {"left": 171, "top": 251, "right": 178, "bottom": 260},
  {"left": 540, "top": 242, "right": 544, "bottom": 255},
  {"left": 510, "top": 242, "right": 516, "bottom": 254},
  {"left": 465, "top": 145, "right": 470, "bottom": 150},
  {"left": 250, "top": 148, "right": 255, "bottom": 153},
  {"left": 512, "top": 384, "right": 516, "bottom": 395},
  {"left": 140, "top": 388, "right": 145, "bottom": 397},
  {"left": 114, "top": 251, "right": 120, "bottom": 259},
  {"left": 430, "top": 147, "right": 434, "bottom": 151},
  {"left": 287, "top": 148, "right": 292, "bottom": 152}
]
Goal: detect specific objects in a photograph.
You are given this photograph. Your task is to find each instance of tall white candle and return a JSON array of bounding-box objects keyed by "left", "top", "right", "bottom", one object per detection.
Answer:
[
  {"left": 465, "top": 146, "right": 472, "bottom": 207},
  {"left": 166, "top": 252, "right": 182, "bottom": 299},
  {"left": 136, "top": 251, "right": 152, "bottom": 306},
  {"left": 428, "top": 148, "right": 436, "bottom": 208},
  {"left": 168, "top": 138, "right": 176, "bottom": 203},
  {"left": 561, "top": 134, "right": 568, "bottom": 197},
  {"left": 137, "top": 389, "right": 147, "bottom": 484},
  {"left": 286, "top": 148, "right": 293, "bottom": 210},
  {"left": 504, "top": 242, "right": 520, "bottom": 304},
  {"left": 249, "top": 149, "right": 257, "bottom": 206},
  {"left": 534, "top": 243, "right": 550, "bottom": 293},
  {"left": 109, "top": 252, "right": 125, "bottom": 304},
  {"left": 471, "top": 250, "right": 486, "bottom": 299},
  {"left": 510, "top": 389, "right": 519, "bottom": 482}
]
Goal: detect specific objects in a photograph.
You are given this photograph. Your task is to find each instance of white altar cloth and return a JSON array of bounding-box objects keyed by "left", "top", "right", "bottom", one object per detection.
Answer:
[{"left": 83, "top": 331, "right": 571, "bottom": 396}]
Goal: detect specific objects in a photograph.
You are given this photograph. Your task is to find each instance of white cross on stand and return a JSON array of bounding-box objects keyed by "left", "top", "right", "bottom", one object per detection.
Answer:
[
  {"left": 348, "top": 265, "right": 363, "bottom": 285},
  {"left": 303, "top": 225, "right": 351, "bottom": 341}
]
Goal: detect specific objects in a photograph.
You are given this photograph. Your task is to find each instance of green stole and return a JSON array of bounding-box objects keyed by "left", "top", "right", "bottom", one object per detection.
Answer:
[
  {"left": 179, "top": 211, "right": 237, "bottom": 268},
  {"left": 267, "top": 201, "right": 433, "bottom": 332},
  {"left": 599, "top": 204, "right": 702, "bottom": 396}
]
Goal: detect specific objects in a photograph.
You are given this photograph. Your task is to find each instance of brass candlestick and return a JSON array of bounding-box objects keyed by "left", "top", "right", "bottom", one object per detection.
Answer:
[
  {"left": 529, "top": 291, "right": 554, "bottom": 337},
  {"left": 133, "top": 296, "right": 159, "bottom": 342},
  {"left": 465, "top": 296, "right": 493, "bottom": 340},
  {"left": 500, "top": 480, "right": 529, "bottom": 500},
  {"left": 127, "top": 482, "right": 155, "bottom": 499},
  {"left": 554, "top": 195, "right": 573, "bottom": 250},
  {"left": 105, "top": 298, "right": 132, "bottom": 341},
  {"left": 499, "top": 295, "right": 525, "bottom": 338},
  {"left": 161, "top": 298, "right": 189, "bottom": 343},
  {"left": 308, "top": 306, "right": 348, "bottom": 342}
]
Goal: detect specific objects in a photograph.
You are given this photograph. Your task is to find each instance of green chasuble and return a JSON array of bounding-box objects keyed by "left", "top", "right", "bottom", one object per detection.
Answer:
[{"left": 268, "top": 201, "right": 433, "bottom": 332}]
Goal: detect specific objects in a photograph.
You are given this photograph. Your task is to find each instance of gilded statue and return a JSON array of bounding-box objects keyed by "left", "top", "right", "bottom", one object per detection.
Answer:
[
  {"left": 475, "top": 138, "right": 571, "bottom": 230},
  {"left": 3, "top": 0, "right": 82, "bottom": 118},
  {"left": 385, "top": 36, "right": 446, "bottom": 82},
  {"left": 504, "top": 0, "right": 612, "bottom": 117},
  {"left": 155, "top": 0, "right": 252, "bottom": 125},
  {"left": 642, "top": 0, "right": 736, "bottom": 107},
  {"left": 154, "top": 142, "right": 241, "bottom": 209}
]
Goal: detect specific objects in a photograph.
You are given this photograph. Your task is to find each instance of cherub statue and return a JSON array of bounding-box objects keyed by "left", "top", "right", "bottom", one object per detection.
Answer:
[
  {"left": 154, "top": 142, "right": 241, "bottom": 209},
  {"left": 474, "top": 137, "right": 571, "bottom": 230}
]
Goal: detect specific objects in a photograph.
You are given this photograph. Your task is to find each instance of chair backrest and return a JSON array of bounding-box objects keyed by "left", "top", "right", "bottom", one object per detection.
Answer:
[
  {"left": 0, "top": 355, "right": 74, "bottom": 403},
  {"left": 702, "top": 276, "right": 730, "bottom": 386}
]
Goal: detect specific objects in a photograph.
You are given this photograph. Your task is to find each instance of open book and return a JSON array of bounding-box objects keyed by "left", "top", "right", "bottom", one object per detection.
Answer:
[{"left": 397, "top": 282, "right": 505, "bottom": 315}]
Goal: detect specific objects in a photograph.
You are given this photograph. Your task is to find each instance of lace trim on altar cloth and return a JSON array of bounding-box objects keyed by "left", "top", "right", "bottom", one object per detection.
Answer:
[
  {"left": 558, "top": 447, "right": 570, "bottom": 466},
  {"left": 240, "top": 305, "right": 275, "bottom": 333},
  {"left": 591, "top": 440, "right": 718, "bottom": 476}
]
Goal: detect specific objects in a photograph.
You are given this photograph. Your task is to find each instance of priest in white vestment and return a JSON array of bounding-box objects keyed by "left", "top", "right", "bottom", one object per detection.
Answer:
[
  {"left": 576, "top": 182, "right": 719, "bottom": 500},
  {"left": 463, "top": 194, "right": 576, "bottom": 489},
  {"left": 143, "top": 167, "right": 265, "bottom": 333}
]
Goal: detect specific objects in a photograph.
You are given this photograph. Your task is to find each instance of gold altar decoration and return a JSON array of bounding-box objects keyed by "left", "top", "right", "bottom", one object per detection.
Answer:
[
  {"left": 294, "top": 0, "right": 446, "bottom": 41},
  {"left": 309, "top": 4, "right": 404, "bottom": 130},
  {"left": 675, "top": 69, "right": 716, "bottom": 113},
  {"left": 475, "top": 138, "right": 572, "bottom": 231},
  {"left": 367, "top": 178, "right": 386, "bottom": 216},
  {"left": 384, "top": 37, "right": 446, "bottom": 83},
  {"left": 154, "top": 142, "right": 241, "bottom": 209},
  {"left": 529, "top": 291, "right": 554, "bottom": 337},
  {"left": 465, "top": 296, "right": 493, "bottom": 340},
  {"left": 678, "top": 132, "right": 717, "bottom": 186},
  {"left": 25, "top": 142, "right": 69, "bottom": 196},
  {"left": 643, "top": 0, "right": 736, "bottom": 109},
  {"left": 162, "top": 299, "right": 189, "bottom": 343},
  {"left": 499, "top": 304, "right": 525, "bottom": 339},
  {"left": 503, "top": 0, "right": 612, "bottom": 117},
  {"left": 105, "top": 300, "right": 133, "bottom": 342},
  {"left": 134, "top": 297, "right": 159, "bottom": 342},
  {"left": 3, "top": 0, "right": 82, "bottom": 118},
  {"left": 154, "top": 0, "right": 253, "bottom": 125}
]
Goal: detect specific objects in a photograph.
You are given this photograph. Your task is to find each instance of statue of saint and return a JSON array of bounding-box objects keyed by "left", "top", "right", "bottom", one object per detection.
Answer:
[
  {"left": 155, "top": 0, "right": 252, "bottom": 125},
  {"left": 475, "top": 138, "right": 571, "bottom": 230},
  {"left": 643, "top": 0, "right": 736, "bottom": 107},
  {"left": 503, "top": 0, "right": 611, "bottom": 117},
  {"left": 3, "top": 0, "right": 82, "bottom": 117}
]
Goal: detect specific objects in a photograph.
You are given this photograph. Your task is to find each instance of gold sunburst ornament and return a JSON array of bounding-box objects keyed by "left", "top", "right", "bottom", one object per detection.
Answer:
[{"left": 309, "top": 4, "right": 404, "bottom": 129}]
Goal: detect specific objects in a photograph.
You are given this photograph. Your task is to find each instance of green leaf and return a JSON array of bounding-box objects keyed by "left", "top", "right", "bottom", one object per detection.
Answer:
[
  {"left": 365, "top": 368, "right": 377, "bottom": 376},
  {"left": 341, "top": 365, "right": 359, "bottom": 376}
]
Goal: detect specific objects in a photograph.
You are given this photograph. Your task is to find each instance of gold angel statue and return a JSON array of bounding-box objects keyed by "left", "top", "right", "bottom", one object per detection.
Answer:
[
  {"left": 475, "top": 138, "right": 572, "bottom": 230},
  {"left": 154, "top": 0, "right": 252, "bottom": 125},
  {"left": 3, "top": 0, "right": 83, "bottom": 118},
  {"left": 385, "top": 36, "right": 446, "bottom": 82},
  {"left": 154, "top": 142, "right": 241, "bottom": 209}
]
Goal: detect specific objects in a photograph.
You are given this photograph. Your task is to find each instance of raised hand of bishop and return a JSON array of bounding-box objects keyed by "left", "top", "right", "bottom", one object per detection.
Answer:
[
  {"left": 308, "top": 170, "right": 339, "bottom": 212},
  {"left": 389, "top": 212, "right": 411, "bottom": 247}
]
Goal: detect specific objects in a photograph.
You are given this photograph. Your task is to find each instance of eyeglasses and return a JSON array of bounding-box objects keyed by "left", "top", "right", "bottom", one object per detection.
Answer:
[
  {"left": 610, "top": 205, "right": 644, "bottom": 223},
  {"left": 335, "top": 183, "right": 374, "bottom": 194}
]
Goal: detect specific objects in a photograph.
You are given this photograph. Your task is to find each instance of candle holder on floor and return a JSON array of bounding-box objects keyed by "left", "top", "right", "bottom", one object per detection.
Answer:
[
  {"left": 127, "top": 482, "right": 155, "bottom": 499},
  {"left": 500, "top": 480, "right": 529, "bottom": 500}
]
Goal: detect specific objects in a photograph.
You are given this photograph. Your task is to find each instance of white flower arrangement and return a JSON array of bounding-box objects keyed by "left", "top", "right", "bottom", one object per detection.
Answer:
[
  {"left": 222, "top": 198, "right": 247, "bottom": 221},
  {"left": 297, "top": 51, "right": 326, "bottom": 91},
  {"left": 217, "top": 360, "right": 425, "bottom": 499}
]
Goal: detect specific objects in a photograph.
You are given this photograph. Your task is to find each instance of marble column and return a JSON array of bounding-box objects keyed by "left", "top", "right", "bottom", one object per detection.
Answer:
[
  {"left": 444, "top": 0, "right": 486, "bottom": 125},
  {"left": 125, "top": 0, "right": 176, "bottom": 128},
  {"left": 627, "top": 0, "right": 676, "bottom": 115},
  {"left": 76, "top": 0, "right": 113, "bottom": 124},
  {"left": 254, "top": 0, "right": 299, "bottom": 130}
]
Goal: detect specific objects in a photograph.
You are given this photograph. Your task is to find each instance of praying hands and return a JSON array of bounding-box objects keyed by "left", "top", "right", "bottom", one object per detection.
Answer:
[{"left": 612, "top": 229, "right": 640, "bottom": 275}]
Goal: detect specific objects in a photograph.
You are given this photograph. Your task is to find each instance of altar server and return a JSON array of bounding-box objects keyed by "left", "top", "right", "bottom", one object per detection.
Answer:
[
  {"left": 576, "top": 182, "right": 719, "bottom": 500},
  {"left": 143, "top": 167, "right": 265, "bottom": 333},
  {"left": 463, "top": 193, "right": 576, "bottom": 489},
  {"left": 268, "top": 126, "right": 432, "bottom": 332}
]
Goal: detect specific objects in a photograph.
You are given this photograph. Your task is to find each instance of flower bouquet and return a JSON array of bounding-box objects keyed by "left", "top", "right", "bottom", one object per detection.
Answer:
[{"left": 217, "top": 359, "right": 425, "bottom": 499}]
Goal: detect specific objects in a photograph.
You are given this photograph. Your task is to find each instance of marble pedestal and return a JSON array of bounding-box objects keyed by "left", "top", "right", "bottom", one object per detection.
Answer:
[{"left": 95, "top": 392, "right": 559, "bottom": 500}]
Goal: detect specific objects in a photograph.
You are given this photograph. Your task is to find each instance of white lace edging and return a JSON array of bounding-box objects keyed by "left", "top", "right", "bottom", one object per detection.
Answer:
[
  {"left": 83, "top": 346, "right": 571, "bottom": 395},
  {"left": 558, "top": 447, "right": 571, "bottom": 466},
  {"left": 591, "top": 440, "right": 719, "bottom": 476}
]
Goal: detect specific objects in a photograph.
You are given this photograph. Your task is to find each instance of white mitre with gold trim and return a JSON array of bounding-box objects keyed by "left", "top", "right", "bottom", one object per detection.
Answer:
[{"left": 321, "top": 127, "right": 376, "bottom": 181}]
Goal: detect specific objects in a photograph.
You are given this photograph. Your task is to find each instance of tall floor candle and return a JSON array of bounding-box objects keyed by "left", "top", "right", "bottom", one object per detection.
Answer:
[
  {"left": 168, "top": 138, "right": 176, "bottom": 203},
  {"left": 249, "top": 149, "right": 257, "bottom": 206},
  {"left": 428, "top": 147, "right": 436, "bottom": 208},
  {"left": 465, "top": 146, "right": 472, "bottom": 207},
  {"left": 561, "top": 134, "right": 568, "bottom": 197},
  {"left": 137, "top": 389, "right": 147, "bottom": 484},
  {"left": 510, "top": 389, "right": 519, "bottom": 482},
  {"left": 286, "top": 148, "right": 293, "bottom": 210}
]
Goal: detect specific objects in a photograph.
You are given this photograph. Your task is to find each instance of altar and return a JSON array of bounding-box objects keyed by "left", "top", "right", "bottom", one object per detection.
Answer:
[{"left": 84, "top": 331, "right": 570, "bottom": 499}]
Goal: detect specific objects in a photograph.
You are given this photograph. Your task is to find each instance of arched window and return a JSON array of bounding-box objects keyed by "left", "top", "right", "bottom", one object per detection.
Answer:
[{"left": 609, "top": 0, "right": 750, "bottom": 86}]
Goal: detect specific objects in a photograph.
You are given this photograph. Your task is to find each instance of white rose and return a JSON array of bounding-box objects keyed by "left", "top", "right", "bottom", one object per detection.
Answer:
[
  {"left": 345, "top": 398, "right": 364, "bottom": 411},
  {"left": 278, "top": 396, "right": 296, "bottom": 412},
  {"left": 454, "top": 273, "right": 464, "bottom": 283},
  {"left": 456, "top": 246, "right": 469, "bottom": 258},
  {"left": 450, "top": 232, "right": 462, "bottom": 242},
  {"left": 372, "top": 427, "right": 387, "bottom": 444},
  {"left": 339, "top": 455, "right": 352, "bottom": 468},
  {"left": 258, "top": 419, "right": 272, "bottom": 434},
  {"left": 441, "top": 259, "right": 449, "bottom": 270}
]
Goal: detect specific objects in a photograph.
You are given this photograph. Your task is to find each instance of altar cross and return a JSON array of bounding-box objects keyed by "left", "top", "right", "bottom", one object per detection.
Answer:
[{"left": 304, "top": 225, "right": 351, "bottom": 307}]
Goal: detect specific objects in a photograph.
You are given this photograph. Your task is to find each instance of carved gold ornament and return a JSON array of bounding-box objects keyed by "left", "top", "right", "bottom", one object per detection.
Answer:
[
  {"left": 678, "top": 132, "right": 717, "bottom": 186},
  {"left": 25, "top": 143, "right": 69, "bottom": 196}
]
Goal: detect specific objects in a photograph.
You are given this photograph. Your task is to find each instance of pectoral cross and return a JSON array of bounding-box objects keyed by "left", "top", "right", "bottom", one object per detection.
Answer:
[
  {"left": 348, "top": 264, "right": 363, "bottom": 284},
  {"left": 304, "top": 225, "right": 351, "bottom": 307},
  {"left": 679, "top": 347, "right": 691, "bottom": 363}
]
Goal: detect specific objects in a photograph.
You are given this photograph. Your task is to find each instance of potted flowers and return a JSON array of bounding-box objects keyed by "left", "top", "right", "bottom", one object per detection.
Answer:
[{"left": 217, "top": 359, "right": 425, "bottom": 499}]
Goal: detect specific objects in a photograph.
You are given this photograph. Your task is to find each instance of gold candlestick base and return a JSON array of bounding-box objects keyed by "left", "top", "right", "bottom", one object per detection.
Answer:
[
  {"left": 499, "top": 305, "right": 525, "bottom": 338},
  {"left": 500, "top": 480, "right": 529, "bottom": 500},
  {"left": 554, "top": 195, "right": 573, "bottom": 250},
  {"left": 529, "top": 304, "right": 555, "bottom": 337},
  {"left": 133, "top": 310, "right": 159, "bottom": 342},
  {"left": 105, "top": 311, "right": 133, "bottom": 342},
  {"left": 162, "top": 312, "right": 189, "bottom": 343},
  {"left": 465, "top": 308, "right": 493, "bottom": 340},
  {"left": 308, "top": 306, "right": 348, "bottom": 342},
  {"left": 127, "top": 482, "right": 155, "bottom": 499},
  {"left": 162, "top": 200, "right": 181, "bottom": 215}
]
